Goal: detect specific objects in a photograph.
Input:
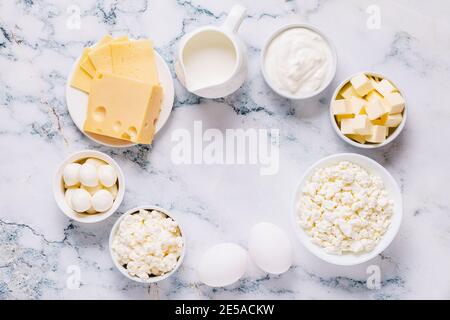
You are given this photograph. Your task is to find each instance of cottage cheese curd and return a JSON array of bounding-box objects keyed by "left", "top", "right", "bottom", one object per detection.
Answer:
[
  {"left": 297, "top": 161, "right": 393, "bottom": 255},
  {"left": 111, "top": 209, "right": 183, "bottom": 279}
]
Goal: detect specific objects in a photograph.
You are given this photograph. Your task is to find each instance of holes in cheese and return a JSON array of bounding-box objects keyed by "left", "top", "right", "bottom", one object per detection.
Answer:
[
  {"left": 93, "top": 106, "right": 106, "bottom": 122},
  {"left": 83, "top": 73, "right": 163, "bottom": 145}
]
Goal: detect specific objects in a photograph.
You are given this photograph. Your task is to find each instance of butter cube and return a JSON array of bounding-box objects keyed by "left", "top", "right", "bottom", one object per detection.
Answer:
[
  {"left": 335, "top": 114, "right": 354, "bottom": 123},
  {"left": 340, "top": 118, "right": 355, "bottom": 134},
  {"left": 365, "top": 100, "right": 386, "bottom": 120},
  {"left": 331, "top": 99, "right": 351, "bottom": 115},
  {"left": 340, "top": 83, "right": 359, "bottom": 99},
  {"left": 346, "top": 134, "right": 366, "bottom": 144},
  {"left": 384, "top": 92, "right": 405, "bottom": 114},
  {"left": 349, "top": 97, "right": 366, "bottom": 114},
  {"left": 350, "top": 74, "right": 373, "bottom": 96},
  {"left": 384, "top": 114, "right": 403, "bottom": 127},
  {"left": 353, "top": 115, "right": 372, "bottom": 135},
  {"left": 371, "top": 113, "right": 388, "bottom": 125},
  {"left": 375, "top": 79, "right": 396, "bottom": 96},
  {"left": 366, "top": 90, "right": 383, "bottom": 103},
  {"left": 366, "top": 125, "right": 387, "bottom": 143}
]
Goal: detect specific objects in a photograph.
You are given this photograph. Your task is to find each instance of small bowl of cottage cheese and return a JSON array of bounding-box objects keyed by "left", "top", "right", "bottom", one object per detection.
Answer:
[
  {"left": 109, "top": 206, "right": 185, "bottom": 283},
  {"left": 292, "top": 153, "right": 402, "bottom": 265}
]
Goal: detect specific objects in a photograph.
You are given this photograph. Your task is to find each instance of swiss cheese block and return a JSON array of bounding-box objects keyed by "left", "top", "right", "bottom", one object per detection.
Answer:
[
  {"left": 111, "top": 40, "right": 159, "bottom": 85},
  {"left": 83, "top": 73, "right": 163, "bottom": 144},
  {"left": 88, "top": 36, "right": 129, "bottom": 74},
  {"left": 70, "top": 48, "right": 92, "bottom": 93}
]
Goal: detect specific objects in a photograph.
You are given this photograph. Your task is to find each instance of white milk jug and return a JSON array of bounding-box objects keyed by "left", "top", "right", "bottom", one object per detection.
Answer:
[{"left": 175, "top": 5, "right": 247, "bottom": 99}]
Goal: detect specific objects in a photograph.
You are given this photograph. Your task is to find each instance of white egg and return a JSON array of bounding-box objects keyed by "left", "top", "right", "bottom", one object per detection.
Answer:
[
  {"left": 197, "top": 243, "right": 247, "bottom": 287},
  {"left": 84, "top": 157, "right": 107, "bottom": 168},
  {"left": 62, "top": 163, "right": 81, "bottom": 187},
  {"left": 79, "top": 163, "right": 99, "bottom": 187},
  {"left": 70, "top": 188, "right": 92, "bottom": 213},
  {"left": 248, "top": 223, "right": 293, "bottom": 275},
  {"left": 91, "top": 189, "right": 113, "bottom": 212},
  {"left": 98, "top": 164, "right": 117, "bottom": 187}
]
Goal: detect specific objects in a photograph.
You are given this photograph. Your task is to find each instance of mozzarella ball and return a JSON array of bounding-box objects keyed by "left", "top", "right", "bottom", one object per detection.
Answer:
[
  {"left": 98, "top": 165, "right": 117, "bottom": 187},
  {"left": 81, "top": 184, "right": 103, "bottom": 195},
  {"left": 106, "top": 183, "right": 118, "bottom": 199},
  {"left": 91, "top": 190, "right": 113, "bottom": 212},
  {"left": 70, "top": 188, "right": 92, "bottom": 212},
  {"left": 64, "top": 187, "right": 77, "bottom": 206},
  {"left": 79, "top": 163, "right": 99, "bottom": 187},
  {"left": 63, "top": 163, "right": 81, "bottom": 187},
  {"left": 85, "top": 158, "right": 107, "bottom": 168}
]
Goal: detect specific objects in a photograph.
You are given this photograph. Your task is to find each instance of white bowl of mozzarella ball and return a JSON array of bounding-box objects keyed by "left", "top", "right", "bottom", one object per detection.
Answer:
[
  {"left": 292, "top": 153, "right": 402, "bottom": 266},
  {"left": 109, "top": 206, "right": 185, "bottom": 283},
  {"left": 53, "top": 150, "right": 125, "bottom": 223}
]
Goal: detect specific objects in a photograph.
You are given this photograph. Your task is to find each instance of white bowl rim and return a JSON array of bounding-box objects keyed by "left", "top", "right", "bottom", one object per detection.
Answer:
[
  {"left": 53, "top": 150, "right": 125, "bottom": 223},
  {"left": 260, "top": 23, "right": 338, "bottom": 100},
  {"left": 329, "top": 71, "right": 408, "bottom": 149},
  {"left": 108, "top": 205, "right": 186, "bottom": 283},
  {"left": 291, "top": 153, "right": 403, "bottom": 266}
]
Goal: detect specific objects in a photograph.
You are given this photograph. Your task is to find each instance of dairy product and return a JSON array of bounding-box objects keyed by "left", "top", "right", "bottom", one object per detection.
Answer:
[
  {"left": 111, "top": 209, "right": 183, "bottom": 279},
  {"left": 182, "top": 30, "right": 237, "bottom": 91},
  {"left": 83, "top": 73, "right": 163, "bottom": 144},
  {"left": 264, "top": 27, "right": 333, "bottom": 97},
  {"left": 333, "top": 73, "right": 405, "bottom": 144},
  {"left": 297, "top": 161, "right": 393, "bottom": 255},
  {"left": 62, "top": 157, "right": 119, "bottom": 215}
]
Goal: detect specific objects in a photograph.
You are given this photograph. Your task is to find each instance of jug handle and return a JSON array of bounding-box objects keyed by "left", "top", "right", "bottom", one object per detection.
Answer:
[{"left": 222, "top": 5, "right": 246, "bottom": 33}]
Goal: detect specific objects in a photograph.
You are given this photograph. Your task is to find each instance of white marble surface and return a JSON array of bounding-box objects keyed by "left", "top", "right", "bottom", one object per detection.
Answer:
[{"left": 1, "top": 0, "right": 449, "bottom": 300}]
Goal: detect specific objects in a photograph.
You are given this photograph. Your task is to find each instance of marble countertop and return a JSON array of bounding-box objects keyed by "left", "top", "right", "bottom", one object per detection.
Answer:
[{"left": 1, "top": 0, "right": 449, "bottom": 300}]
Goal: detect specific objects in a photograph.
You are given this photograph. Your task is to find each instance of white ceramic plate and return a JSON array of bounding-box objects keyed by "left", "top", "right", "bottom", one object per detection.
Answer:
[
  {"left": 109, "top": 205, "right": 186, "bottom": 283},
  {"left": 66, "top": 49, "right": 175, "bottom": 148},
  {"left": 291, "top": 153, "right": 403, "bottom": 266}
]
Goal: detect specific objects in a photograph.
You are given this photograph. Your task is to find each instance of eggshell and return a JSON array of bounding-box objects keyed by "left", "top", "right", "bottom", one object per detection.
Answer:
[
  {"left": 98, "top": 164, "right": 117, "bottom": 187},
  {"left": 197, "top": 243, "right": 247, "bottom": 287},
  {"left": 63, "top": 163, "right": 81, "bottom": 187},
  {"left": 79, "top": 163, "right": 99, "bottom": 187},
  {"left": 248, "top": 223, "right": 293, "bottom": 274},
  {"left": 70, "top": 188, "right": 92, "bottom": 213},
  {"left": 91, "top": 189, "right": 113, "bottom": 212}
]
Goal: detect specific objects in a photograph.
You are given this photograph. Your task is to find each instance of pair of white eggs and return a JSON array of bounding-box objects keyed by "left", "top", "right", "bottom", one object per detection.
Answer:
[
  {"left": 63, "top": 158, "right": 118, "bottom": 214},
  {"left": 197, "top": 223, "right": 293, "bottom": 287}
]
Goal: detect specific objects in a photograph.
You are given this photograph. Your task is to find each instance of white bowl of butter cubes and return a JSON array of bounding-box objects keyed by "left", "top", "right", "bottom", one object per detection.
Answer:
[
  {"left": 53, "top": 150, "right": 125, "bottom": 223},
  {"left": 292, "top": 153, "right": 402, "bottom": 265},
  {"left": 109, "top": 205, "right": 185, "bottom": 283},
  {"left": 330, "top": 72, "right": 407, "bottom": 148}
]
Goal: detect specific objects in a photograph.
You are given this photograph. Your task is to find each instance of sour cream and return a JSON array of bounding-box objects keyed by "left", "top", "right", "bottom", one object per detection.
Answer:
[{"left": 264, "top": 27, "right": 333, "bottom": 98}]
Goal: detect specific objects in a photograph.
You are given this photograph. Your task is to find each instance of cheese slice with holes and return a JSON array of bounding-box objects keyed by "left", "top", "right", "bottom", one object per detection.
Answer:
[
  {"left": 70, "top": 48, "right": 92, "bottom": 93},
  {"left": 83, "top": 73, "right": 163, "bottom": 144},
  {"left": 111, "top": 39, "right": 159, "bottom": 85}
]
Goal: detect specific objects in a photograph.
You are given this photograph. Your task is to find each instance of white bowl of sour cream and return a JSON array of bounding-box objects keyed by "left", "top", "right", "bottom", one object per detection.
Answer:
[{"left": 261, "top": 24, "right": 337, "bottom": 100}]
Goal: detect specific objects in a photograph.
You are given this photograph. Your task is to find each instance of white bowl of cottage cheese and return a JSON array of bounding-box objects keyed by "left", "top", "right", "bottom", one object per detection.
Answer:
[
  {"left": 292, "top": 153, "right": 402, "bottom": 265},
  {"left": 109, "top": 206, "right": 185, "bottom": 283}
]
